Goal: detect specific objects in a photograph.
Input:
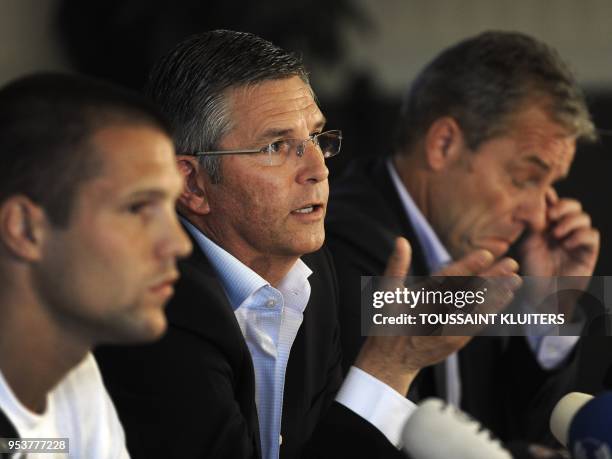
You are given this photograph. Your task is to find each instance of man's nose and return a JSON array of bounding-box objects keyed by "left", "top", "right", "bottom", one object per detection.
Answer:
[
  {"left": 159, "top": 213, "right": 192, "bottom": 260},
  {"left": 516, "top": 192, "right": 547, "bottom": 232},
  {"left": 295, "top": 140, "right": 329, "bottom": 184}
]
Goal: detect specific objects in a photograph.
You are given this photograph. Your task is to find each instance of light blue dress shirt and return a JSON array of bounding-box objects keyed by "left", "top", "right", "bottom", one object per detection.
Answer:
[
  {"left": 183, "top": 218, "right": 415, "bottom": 455},
  {"left": 386, "top": 159, "right": 579, "bottom": 406},
  {"left": 183, "top": 219, "right": 311, "bottom": 459}
]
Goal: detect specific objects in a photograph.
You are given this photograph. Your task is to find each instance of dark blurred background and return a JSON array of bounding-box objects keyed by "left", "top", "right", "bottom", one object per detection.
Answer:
[
  {"left": 49, "top": 0, "right": 612, "bottom": 272},
  {"left": 2, "top": 0, "right": 612, "bottom": 392}
]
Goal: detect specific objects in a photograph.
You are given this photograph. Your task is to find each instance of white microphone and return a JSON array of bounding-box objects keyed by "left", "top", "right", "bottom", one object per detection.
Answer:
[
  {"left": 550, "top": 391, "right": 612, "bottom": 459},
  {"left": 549, "top": 392, "right": 593, "bottom": 446},
  {"left": 402, "top": 398, "right": 512, "bottom": 459}
]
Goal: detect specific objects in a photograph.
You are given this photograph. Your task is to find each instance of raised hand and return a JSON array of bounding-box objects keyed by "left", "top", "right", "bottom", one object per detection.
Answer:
[
  {"left": 355, "top": 237, "right": 521, "bottom": 395},
  {"left": 519, "top": 188, "right": 599, "bottom": 318}
]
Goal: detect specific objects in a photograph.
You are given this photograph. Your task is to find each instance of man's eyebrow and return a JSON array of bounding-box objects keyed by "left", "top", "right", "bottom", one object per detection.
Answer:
[
  {"left": 522, "top": 155, "right": 570, "bottom": 180},
  {"left": 123, "top": 188, "right": 175, "bottom": 201},
  {"left": 259, "top": 117, "right": 327, "bottom": 140},
  {"left": 260, "top": 128, "right": 294, "bottom": 139}
]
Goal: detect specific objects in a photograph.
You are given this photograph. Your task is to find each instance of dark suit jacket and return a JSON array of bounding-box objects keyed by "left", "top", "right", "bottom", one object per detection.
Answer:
[
  {"left": 0, "top": 407, "right": 18, "bottom": 459},
  {"left": 325, "top": 156, "right": 580, "bottom": 444},
  {"left": 96, "top": 236, "right": 402, "bottom": 459}
]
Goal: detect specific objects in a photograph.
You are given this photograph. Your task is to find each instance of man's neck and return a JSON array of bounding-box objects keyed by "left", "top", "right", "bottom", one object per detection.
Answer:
[
  {"left": 186, "top": 217, "right": 299, "bottom": 287},
  {"left": 0, "top": 290, "right": 88, "bottom": 414},
  {"left": 240, "top": 253, "right": 297, "bottom": 288},
  {"left": 208, "top": 237, "right": 297, "bottom": 287}
]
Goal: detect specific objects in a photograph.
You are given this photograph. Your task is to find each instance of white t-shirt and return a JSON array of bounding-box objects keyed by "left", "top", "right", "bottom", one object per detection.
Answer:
[{"left": 0, "top": 353, "right": 129, "bottom": 459}]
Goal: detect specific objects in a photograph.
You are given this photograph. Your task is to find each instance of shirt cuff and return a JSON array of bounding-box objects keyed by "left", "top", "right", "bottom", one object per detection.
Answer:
[
  {"left": 521, "top": 300, "right": 584, "bottom": 370},
  {"left": 335, "top": 366, "right": 416, "bottom": 448},
  {"left": 527, "top": 335, "right": 581, "bottom": 370}
]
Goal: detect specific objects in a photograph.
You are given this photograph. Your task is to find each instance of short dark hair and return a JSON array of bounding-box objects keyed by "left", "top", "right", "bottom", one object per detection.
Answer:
[
  {"left": 145, "top": 29, "right": 309, "bottom": 183},
  {"left": 395, "top": 31, "right": 596, "bottom": 154},
  {"left": 0, "top": 72, "right": 172, "bottom": 226}
]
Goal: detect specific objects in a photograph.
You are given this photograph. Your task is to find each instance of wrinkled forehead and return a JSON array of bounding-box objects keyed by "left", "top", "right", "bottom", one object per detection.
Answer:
[
  {"left": 224, "top": 77, "right": 324, "bottom": 138},
  {"left": 503, "top": 104, "right": 577, "bottom": 175}
]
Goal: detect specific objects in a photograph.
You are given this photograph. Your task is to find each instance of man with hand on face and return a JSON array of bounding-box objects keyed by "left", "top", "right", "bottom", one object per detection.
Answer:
[
  {"left": 0, "top": 74, "right": 191, "bottom": 457},
  {"left": 326, "top": 31, "right": 600, "bottom": 444},
  {"left": 96, "top": 30, "right": 521, "bottom": 459}
]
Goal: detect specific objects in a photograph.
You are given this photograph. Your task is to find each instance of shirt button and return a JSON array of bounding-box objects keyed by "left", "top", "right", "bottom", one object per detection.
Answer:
[
  {"left": 266, "top": 299, "right": 276, "bottom": 308},
  {"left": 279, "top": 434, "right": 283, "bottom": 445}
]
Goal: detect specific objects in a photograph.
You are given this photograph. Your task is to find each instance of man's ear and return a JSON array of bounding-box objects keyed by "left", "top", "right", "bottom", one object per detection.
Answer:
[
  {"left": 176, "top": 155, "right": 211, "bottom": 216},
  {"left": 423, "top": 117, "right": 467, "bottom": 171},
  {"left": 0, "top": 196, "right": 48, "bottom": 261}
]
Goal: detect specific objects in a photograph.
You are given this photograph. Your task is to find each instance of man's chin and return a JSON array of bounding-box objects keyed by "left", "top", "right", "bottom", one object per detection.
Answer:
[
  {"left": 289, "top": 232, "right": 325, "bottom": 256},
  {"left": 103, "top": 311, "right": 168, "bottom": 345}
]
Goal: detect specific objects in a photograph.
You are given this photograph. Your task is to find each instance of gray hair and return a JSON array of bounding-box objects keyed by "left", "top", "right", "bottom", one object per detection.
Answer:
[
  {"left": 145, "top": 30, "right": 309, "bottom": 183},
  {"left": 395, "top": 31, "right": 596, "bottom": 154}
]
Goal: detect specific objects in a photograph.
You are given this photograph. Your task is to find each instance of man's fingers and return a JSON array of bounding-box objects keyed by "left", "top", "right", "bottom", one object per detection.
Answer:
[
  {"left": 478, "top": 274, "right": 522, "bottom": 309},
  {"left": 553, "top": 213, "right": 592, "bottom": 239},
  {"left": 436, "top": 250, "right": 494, "bottom": 276},
  {"left": 480, "top": 257, "right": 520, "bottom": 276},
  {"left": 548, "top": 198, "right": 582, "bottom": 221},
  {"left": 383, "top": 237, "right": 412, "bottom": 278},
  {"left": 563, "top": 227, "right": 600, "bottom": 252}
]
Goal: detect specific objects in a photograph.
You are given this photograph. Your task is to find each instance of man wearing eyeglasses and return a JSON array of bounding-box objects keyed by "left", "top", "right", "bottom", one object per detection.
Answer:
[{"left": 96, "top": 30, "right": 519, "bottom": 459}]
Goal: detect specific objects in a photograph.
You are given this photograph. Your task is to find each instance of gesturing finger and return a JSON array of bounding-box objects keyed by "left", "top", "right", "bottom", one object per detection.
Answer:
[
  {"left": 436, "top": 250, "right": 494, "bottom": 277},
  {"left": 383, "top": 237, "right": 412, "bottom": 278}
]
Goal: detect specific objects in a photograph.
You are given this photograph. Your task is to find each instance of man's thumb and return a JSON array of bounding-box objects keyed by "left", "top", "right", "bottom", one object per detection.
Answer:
[{"left": 383, "top": 237, "right": 412, "bottom": 278}]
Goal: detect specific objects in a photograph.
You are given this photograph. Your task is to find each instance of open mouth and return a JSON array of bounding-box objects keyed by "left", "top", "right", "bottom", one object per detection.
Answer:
[{"left": 292, "top": 203, "right": 324, "bottom": 215}]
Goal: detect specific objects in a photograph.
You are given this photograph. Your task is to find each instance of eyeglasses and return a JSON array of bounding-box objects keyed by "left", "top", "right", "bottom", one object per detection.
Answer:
[{"left": 187, "top": 130, "right": 342, "bottom": 166}]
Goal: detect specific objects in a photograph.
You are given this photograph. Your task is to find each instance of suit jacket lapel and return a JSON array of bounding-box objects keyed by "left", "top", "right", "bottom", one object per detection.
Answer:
[
  {"left": 165, "top": 226, "right": 262, "bottom": 455},
  {"left": 368, "top": 158, "right": 429, "bottom": 276}
]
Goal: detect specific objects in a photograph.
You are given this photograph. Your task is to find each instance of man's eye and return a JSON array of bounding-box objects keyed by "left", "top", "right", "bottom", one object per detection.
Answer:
[
  {"left": 267, "top": 140, "right": 289, "bottom": 155},
  {"left": 511, "top": 177, "right": 539, "bottom": 189},
  {"left": 127, "top": 201, "right": 152, "bottom": 214}
]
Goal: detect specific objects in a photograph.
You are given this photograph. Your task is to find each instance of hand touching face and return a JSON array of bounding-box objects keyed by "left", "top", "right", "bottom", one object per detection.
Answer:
[{"left": 519, "top": 187, "right": 599, "bottom": 278}]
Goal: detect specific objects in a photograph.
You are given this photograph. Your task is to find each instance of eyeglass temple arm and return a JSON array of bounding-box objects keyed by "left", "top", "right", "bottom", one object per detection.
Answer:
[
  {"left": 187, "top": 131, "right": 342, "bottom": 157},
  {"left": 188, "top": 149, "right": 262, "bottom": 157}
]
